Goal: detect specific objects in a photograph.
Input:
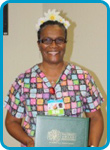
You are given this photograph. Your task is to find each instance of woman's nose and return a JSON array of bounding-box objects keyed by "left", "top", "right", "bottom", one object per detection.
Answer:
[{"left": 50, "top": 41, "right": 57, "bottom": 47}]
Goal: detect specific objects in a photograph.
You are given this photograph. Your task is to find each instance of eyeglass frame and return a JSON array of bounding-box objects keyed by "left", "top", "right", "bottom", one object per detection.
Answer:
[{"left": 38, "top": 37, "right": 67, "bottom": 45}]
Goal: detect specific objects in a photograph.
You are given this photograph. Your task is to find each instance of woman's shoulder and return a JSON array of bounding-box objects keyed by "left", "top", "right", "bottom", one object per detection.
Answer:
[
  {"left": 16, "top": 64, "right": 40, "bottom": 80},
  {"left": 69, "top": 63, "right": 89, "bottom": 75}
]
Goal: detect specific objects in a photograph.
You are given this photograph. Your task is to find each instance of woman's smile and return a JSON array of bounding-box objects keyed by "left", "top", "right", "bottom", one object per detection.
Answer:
[
  {"left": 48, "top": 51, "right": 59, "bottom": 56},
  {"left": 38, "top": 25, "right": 66, "bottom": 64}
]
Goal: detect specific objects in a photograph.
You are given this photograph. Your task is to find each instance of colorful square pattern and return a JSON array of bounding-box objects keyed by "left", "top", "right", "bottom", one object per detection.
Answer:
[{"left": 4, "top": 63, "right": 104, "bottom": 147}]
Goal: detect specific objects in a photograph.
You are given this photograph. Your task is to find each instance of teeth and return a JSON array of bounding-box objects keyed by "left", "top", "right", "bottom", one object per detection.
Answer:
[{"left": 48, "top": 52, "right": 59, "bottom": 55}]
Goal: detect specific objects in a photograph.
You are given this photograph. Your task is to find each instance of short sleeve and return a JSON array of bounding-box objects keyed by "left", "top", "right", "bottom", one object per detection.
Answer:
[
  {"left": 83, "top": 71, "right": 104, "bottom": 113},
  {"left": 4, "top": 75, "right": 26, "bottom": 118}
]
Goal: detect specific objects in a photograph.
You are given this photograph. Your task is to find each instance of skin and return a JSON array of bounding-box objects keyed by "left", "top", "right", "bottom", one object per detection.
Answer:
[
  {"left": 38, "top": 25, "right": 66, "bottom": 65},
  {"left": 5, "top": 24, "right": 104, "bottom": 147},
  {"left": 5, "top": 111, "right": 34, "bottom": 147},
  {"left": 38, "top": 25, "right": 67, "bottom": 86},
  {"left": 85, "top": 109, "right": 104, "bottom": 147}
]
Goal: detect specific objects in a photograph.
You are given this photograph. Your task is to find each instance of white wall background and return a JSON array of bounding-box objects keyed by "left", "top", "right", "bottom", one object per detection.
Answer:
[{"left": 3, "top": 3, "right": 107, "bottom": 147}]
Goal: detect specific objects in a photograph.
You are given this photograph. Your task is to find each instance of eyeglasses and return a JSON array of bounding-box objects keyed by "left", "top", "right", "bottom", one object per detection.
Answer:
[{"left": 38, "top": 37, "right": 67, "bottom": 45}]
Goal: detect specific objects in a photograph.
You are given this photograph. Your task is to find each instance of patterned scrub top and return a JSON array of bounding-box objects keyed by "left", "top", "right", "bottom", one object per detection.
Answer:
[{"left": 4, "top": 63, "right": 104, "bottom": 147}]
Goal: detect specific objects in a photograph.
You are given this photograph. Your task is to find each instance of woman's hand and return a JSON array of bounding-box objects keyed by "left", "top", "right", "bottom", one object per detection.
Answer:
[{"left": 26, "top": 138, "right": 34, "bottom": 147}]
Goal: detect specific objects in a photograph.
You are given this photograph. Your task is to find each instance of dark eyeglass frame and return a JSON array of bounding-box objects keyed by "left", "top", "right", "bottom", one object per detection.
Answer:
[{"left": 38, "top": 37, "right": 67, "bottom": 45}]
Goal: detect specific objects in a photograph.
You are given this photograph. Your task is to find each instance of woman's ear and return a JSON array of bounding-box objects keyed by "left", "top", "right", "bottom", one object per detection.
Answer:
[
  {"left": 37, "top": 41, "right": 42, "bottom": 53},
  {"left": 37, "top": 41, "right": 40, "bottom": 49}
]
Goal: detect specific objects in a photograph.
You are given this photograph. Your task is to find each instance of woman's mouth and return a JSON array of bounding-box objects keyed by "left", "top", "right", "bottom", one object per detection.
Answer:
[{"left": 48, "top": 52, "right": 59, "bottom": 56}]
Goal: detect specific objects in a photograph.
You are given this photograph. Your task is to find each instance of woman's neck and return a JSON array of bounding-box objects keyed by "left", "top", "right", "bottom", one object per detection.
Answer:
[
  {"left": 40, "top": 61, "right": 66, "bottom": 73},
  {"left": 38, "top": 61, "right": 67, "bottom": 87}
]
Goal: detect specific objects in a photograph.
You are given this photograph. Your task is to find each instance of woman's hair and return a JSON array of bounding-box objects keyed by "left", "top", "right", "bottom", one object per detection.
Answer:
[{"left": 37, "top": 20, "right": 67, "bottom": 41}]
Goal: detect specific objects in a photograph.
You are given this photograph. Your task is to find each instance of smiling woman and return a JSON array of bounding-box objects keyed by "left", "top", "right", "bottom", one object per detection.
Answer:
[
  {"left": 38, "top": 24, "right": 66, "bottom": 65},
  {"left": 4, "top": 9, "right": 104, "bottom": 147}
]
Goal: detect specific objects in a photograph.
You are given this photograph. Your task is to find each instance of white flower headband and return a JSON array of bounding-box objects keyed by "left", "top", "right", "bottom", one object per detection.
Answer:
[{"left": 35, "top": 9, "right": 70, "bottom": 31}]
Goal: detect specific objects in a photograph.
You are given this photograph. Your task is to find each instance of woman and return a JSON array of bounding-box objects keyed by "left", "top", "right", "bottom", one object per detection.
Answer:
[{"left": 4, "top": 9, "right": 104, "bottom": 147}]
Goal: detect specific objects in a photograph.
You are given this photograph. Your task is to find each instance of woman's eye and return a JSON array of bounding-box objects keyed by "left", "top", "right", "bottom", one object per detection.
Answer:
[
  {"left": 56, "top": 38, "right": 64, "bottom": 43},
  {"left": 43, "top": 38, "right": 51, "bottom": 43}
]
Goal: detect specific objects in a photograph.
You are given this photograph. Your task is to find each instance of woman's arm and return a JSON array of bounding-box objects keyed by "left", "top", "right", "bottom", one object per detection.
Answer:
[
  {"left": 5, "top": 111, "right": 34, "bottom": 147},
  {"left": 85, "top": 109, "right": 104, "bottom": 147}
]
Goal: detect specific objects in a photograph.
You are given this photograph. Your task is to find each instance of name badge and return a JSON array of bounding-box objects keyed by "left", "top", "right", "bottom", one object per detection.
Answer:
[{"left": 47, "top": 99, "right": 64, "bottom": 116}]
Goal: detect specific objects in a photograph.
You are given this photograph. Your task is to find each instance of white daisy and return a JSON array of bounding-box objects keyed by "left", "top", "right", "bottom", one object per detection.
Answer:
[
  {"left": 35, "top": 24, "right": 40, "bottom": 31},
  {"left": 44, "top": 9, "right": 60, "bottom": 17},
  {"left": 57, "top": 16, "right": 65, "bottom": 23},
  {"left": 38, "top": 17, "right": 45, "bottom": 26},
  {"left": 35, "top": 9, "right": 70, "bottom": 31},
  {"left": 44, "top": 9, "right": 60, "bottom": 21},
  {"left": 64, "top": 20, "right": 70, "bottom": 29}
]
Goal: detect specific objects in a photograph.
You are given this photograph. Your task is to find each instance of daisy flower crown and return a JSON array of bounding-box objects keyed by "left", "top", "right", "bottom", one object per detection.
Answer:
[{"left": 36, "top": 9, "right": 70, "bottom": 31}]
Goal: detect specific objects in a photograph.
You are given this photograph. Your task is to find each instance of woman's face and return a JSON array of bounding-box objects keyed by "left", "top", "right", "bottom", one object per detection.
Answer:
[{"left": 38, "top": 25, "right": 66, "bottom": 64}]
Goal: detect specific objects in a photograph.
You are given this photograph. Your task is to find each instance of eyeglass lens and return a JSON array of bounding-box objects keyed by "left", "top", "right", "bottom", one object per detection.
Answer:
[{"left": 39, "top": 38, "right": 66, "bottom": 44}]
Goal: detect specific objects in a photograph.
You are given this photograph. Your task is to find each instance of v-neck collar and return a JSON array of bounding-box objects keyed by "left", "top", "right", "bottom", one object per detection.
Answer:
[{"left": 34, "top": 63, "right": 72, "bottom": 88}]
